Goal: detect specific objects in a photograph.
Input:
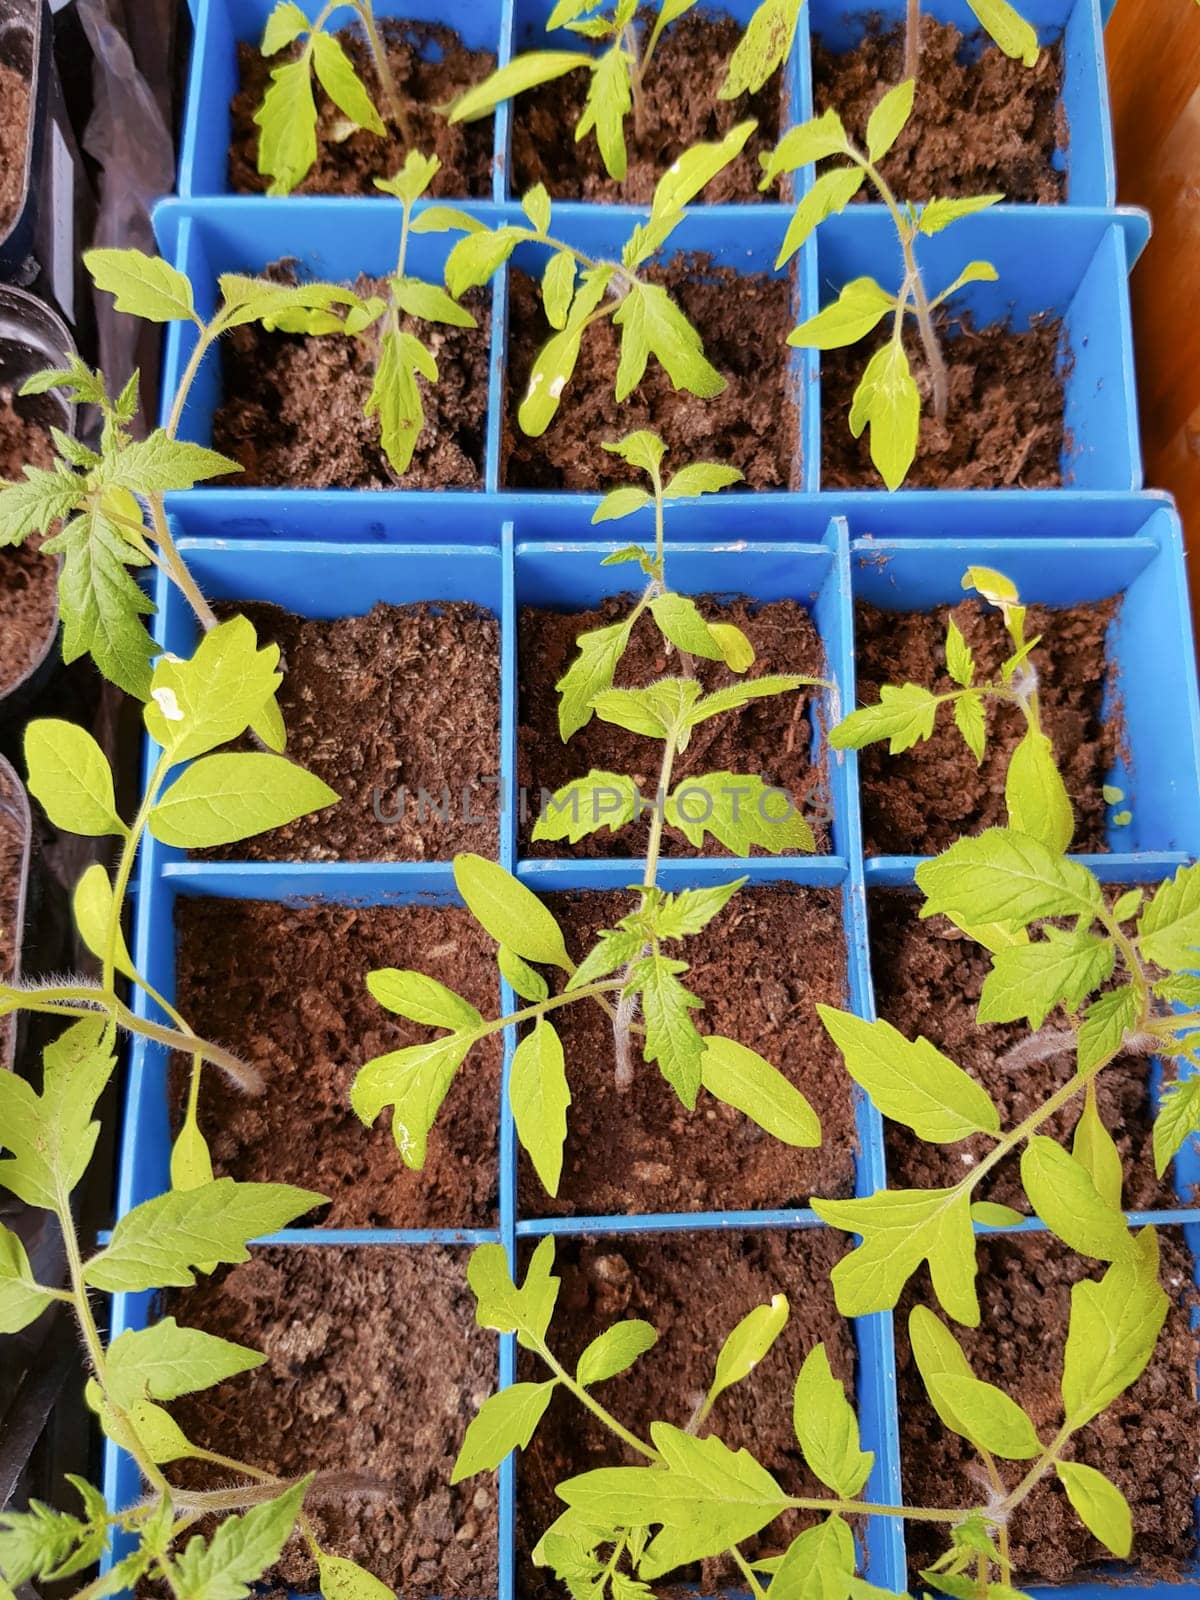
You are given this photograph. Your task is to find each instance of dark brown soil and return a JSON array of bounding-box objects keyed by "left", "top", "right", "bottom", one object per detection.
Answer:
[
  {"left": 211, "top": 274, "right": 489, "bottom": 489},
  {"left": 812, "top": 16, "right": 1066, "bottom": 204},
  {"left": 822, "top": 316, "right": 1065, "bottom": 490},
  {"left": 898, "top": 1231, "right": 1200, "bottom": 1584},
  {"left": 518, "top": 1228, "right": 855, "bottom": 1594},
  {"left": 504, "top": 260, "right": 798, "bottom": 491},
  {"left": 0, "top": 394, "right": 57, "bottom": 693},
  {"left": 229, "top": 21, "right": 495, "bottom": 197},
  {"left": 0, "top": 64, "right": 30, "bottom": 231},
  {"left": 0, "top": 763, "right": 26, "bottom": 1065},
  {"left": 513, "top": 10, "right": 781, "bottom": 203},
  {"left": 868, "top": 892, "right": 1175, "bottom": 1213},
  {"left": 520, "top": 886, "right": 857, "bottom": 1216},
  {"left": 164, "top": 1246, "right": 497, "bottom": 1597},
  {"left": 519, "top": 596, "right": 827, "bottom": 858},
  {"left": 173, "top": 899, "right": 501, "bottom": 1228},
  {"left": 202, "top": 601, "right": 499, "bottom": 863},
  {"left": 853, "top": 596, "right": 1117, "bottom": 856}
]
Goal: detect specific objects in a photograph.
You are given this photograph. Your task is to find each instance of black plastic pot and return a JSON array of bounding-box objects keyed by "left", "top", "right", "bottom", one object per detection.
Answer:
[
  {"left": 0, "top": 752, "right": 31, "bottom": 1073},
  {"left": 0, "top": 0, "right": 50, "bottom": 279},
  {"left": 0, "top": 282, "right": 76, "bottom": 722}
]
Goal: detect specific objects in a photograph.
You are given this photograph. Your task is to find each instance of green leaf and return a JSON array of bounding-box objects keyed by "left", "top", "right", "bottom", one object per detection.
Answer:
[
  {"left": 665, "top": 771, "right": 815, "bottom": 855},
  {"left": 850, "top": 340, "right": 920, "bottom": 491},
  {"left": 919, "top": 194, "right": 1005, "bottom": 236},
  {"left": 85, "top": 1179, "right": 324, "bottom": 1292},
  {"left": 649, "top": 593, "right": 729, "bottom": 661},
  {"left": 970, "top": 1201, "right": 1023, "bottom": 1228},
  {"left": 688, "top": 675, "right": 817, "bottom": 730},
  {"left": 102, "top": 432, "right": 240, "bottom": 493},
  {"left": 467, "top": 1235, "right": 558, "bottom": 1349},
  {"left": 167, "top": 1477, "right": 309, "bottom": 1600},
  {"left": 148, "top": 752, "right": 338, "bottom": 848},
  {"left": 719, "top": 0, "right": 803, "bottom": 99},
  {"left": 262, "top": 2, "right": 309, "bottom": 54},
  {"left": 953, "top": 691, "right": 985, "bottom": 763},
  {"left": 145, "top": 614, "right": 284, "bottom": 763},
  {"left": 24, "top": 720, "right": 124, "bottom": 837},
  {"left": 603, "top": 428, "right": 667, "bottom": 475},
  {"left": 171, "top": 1116, "right": 214, "bottom": 1192},
  {"left": 314, "top": 1554, "right": 394, "bottom": 1600},
  {"left": 520, "top": 321, "right": 587, "bottom": 436},
  {"left": 86, "top": 1379, "right": 196, "bottom": 1465},
  {"left": 85, "top": 249, "right": 197, "bottom": 323},
  {"left": 594, "top": 489, "right": 653, "bottom": 525},
  {"left": 445, "top": 225, "right": 525, "bottom": 297},
  {"left": 866, "top": 78, "right": 914, "bottom": 162},
  {"left": 576, "top": 43, "right": 631, "bottom": 179},
  {"left": 926, "top": 1372, "right": 1041, "bottom": 1460},
  {"left": 700, "top": 1035, "right": 820, "bottom": 1146},
  {"left": 792, "top": 1344, "right": 872, "bottom": 1498},
  {"left": 0, "top": 465, "right": 83, "bottom": 546},
  {"left": 532, "top": 771, "right": 641, "bottom": 843},
  {"left": 1111, "top": 887, "right": 1141, "bottom": 923},
  {"left": 511, "top": 1020, "right": 571, "bottom": 1197},
  {"left": 365, "top": 328, "right": 438, "bottom": 476},
  {"left": 663, "top": 462, "right": 743, "bottom": 500},
  {"left": 945, "top": 617, "right": 974, "bottom": 687},
  {"left": 650, "top": 121, "right": 757, "bottom": 217},
  {"left": 411, "top": 204, "right": 488, "bottom": 236},
  {"left": 787, "top": 277, "right": 895, "bottom": 351},
  {"left": 0, "top": 1021, "right": 114, "bottom": 1209},
  {"left": 1137, "top": 863, "right": 1200, "bottom": 971},
  {"left": 708, "top": 1294, "right": 789, "bottom": 1407},
  {"left": 390, "top": 276, "right": 477, "bottom": 328},
  {"left": 452, "top": 1380, "right": 557, "bottom": 1483},
  {"left": 449, "top": 50, "right": 588, "bottom": 123},
  {"left": 613, "top": 282, "right": 726, "bottom": 402},
  {"left": 349, "top": 1032, "right": 474, "bottom": 1169},
  {"left": 42, "top": 508, "right": 157, "bottom": 697},
  {"left": 557, "top": 1423, "right": 790, "bottom": 1578},
  {"left": 812, "top": 1186, "right": 979, "bottom": 1325},
  {"left": 365, "top": 968, "right": 482, "bottom": 1032},
  {"left": 916, "top": 827, "right": 1103, "bottom": 931},
  {"left": 107, "top": 1317, "right": 264, "bottom": 1408},
  {"left": 374, "top": 148, "right": 440, "bottom": 205},
  {"left": 0, "top": 1498, "right": 97, "bottom": 1587},
  {"left": 564, "top": 926, "right": 645, "bottom": 993},
  {"left": 454, "top": 853, "right": 572, "bottom": 969},
  {"left": 769, "top": 1516, "right": 855, "bottom": 1600},
  {"left": 1153, "top": 1075, "right": 1200, "bottom": 1178},
  {"left": 775, "top": 166, "right": 864, "bottom": 267},
  {"left": 311, "top": 30, "right": 384, "bottom": 134},
  {"left": 590, "top": 682, "right": 678, "bottom": 739},
  {"left": 817, "top": 1005, "right": 999, "bottom": 1142},
  {"left": 1005, "top": 727, "right": 1074, "bottom": 852},
  {"left": 254, "top": 55, "right": 318, "bottom": 193},
  {"left": 1055, "top": 1462, "right": 1132, "bottom": 1558},
  {"left": 631, "top": 954, "right": 705, "bottom": 1108},
  {"left": 908, "top": 1305, "right": 976, "bottom": 1438},
  {"left": 1073, "top": 1090, "right": 1123, "bottom": 1212},
  {"left": 1061, "top": 1233, "right": 1167, "bottom": 1426},
  {"left": 498, "top": 945, "right": 549, "bottom": 1003},
  {"left": 759, "top": 108, "right": 846, "bottom": 185},
  {"left": 1019, "top": 1136, "right": 1131, "bottom": 1262},
  {"left": 977, "top": 930, "right": 1114, "bottom": 1030},
  {"left": 830, "top": 682, "right": 939, "bottom": 753},
  {"left": 554, "top": 617, "right": 630, "bottom": 740},
  {"left": 0, "top": 1224, "right": 53, "bottom": 1334},
  {"left": 966, "top": 0, "right": 1040, "bottom": 65},
  {"left": 542, "top": 249, "right": 577, "bottom": 329},
  {"left": 1076, "top": 985, "right": 1137, "bottom": 1074},
  {"left": 576, "top": 1321, "right": 657, "bottom": 1386}
]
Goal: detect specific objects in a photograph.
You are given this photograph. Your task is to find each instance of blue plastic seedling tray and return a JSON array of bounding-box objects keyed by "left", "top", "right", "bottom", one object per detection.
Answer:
[
  {"left": 102, "top": 494, "right": 1200, "bottom": 1595},
  {"left": 176, "top": 0, "right": 1114, "bottom": 210}
]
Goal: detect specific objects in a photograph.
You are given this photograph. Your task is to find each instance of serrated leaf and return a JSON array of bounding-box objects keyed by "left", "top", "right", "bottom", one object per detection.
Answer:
[
  {"left": 85, "top": 1179, "right": 324, "bottom": 1292},
  {"left": 945, "top": 617, "right": 974, "bottom": 687},
  {"left": 103, "top": 431, "right": 240, "bottom": 493},
  {"left": 709, "top": 1294, "right": 789, "bottom": 1406},
  {"left": 1055, "top": 1462, "right": 1132, "bottom": 1557},
  {"left": 261, "top": 1, "right": 308, "bottom": 54},
  {"left": 663, "top": 462, "right": 743, "bottom": 500},
  {"left": 1073, "top": 1088, "right": 1123, "bottom": 1212},
  {"left": 449, "top": 50, "right": 588, "bottom": 123},
  {"left": 954, "top": 691, "right": 985, "bottom": 763},
  {"left": 350, "top": 1032, "right": 474, "bottom": 1168},
  {"left": 665, "top": 771, "right": 815, "bottom": 855},
  {"left": 0, "top": 1021, "right": 114, "bottom": 1209},
  {"left": 390, "top": 276, "right": 477, "bottom": 328},
  {"left": 1137, "top": 863, "right": 1200, "bottom": 972},
  {"left": 866, "top": 78, "right": 914, "bottom": 162},
  {"left": 719, "top": 0, "right": 802, "bottom": 99},
  {"left": 792, "top": 1344, "right": 872, "bottom": 1497},
  {"left": 467, "top": 1235, "right": 558, "bottom": 1348},
  {"left": 0, "top": 1225, "right": 53, "bottom": 1334},
  {"left": 314, "top": 1554, "right": 394, "bottom": 1600},
  {"left": 576, "top": 1321, "right": 657, "bottom": 1386},
  {"left": 167, "top": 1477, "right": 309, "bottom": 1600},
  {"left": 1153, "top": 1075, "right": 1200, "bottom": 1178},
  {"left": 775, "top": 166, "right": 864, "bottom": 267},
  {"left": 365, "top": 328, "right": 438, "bottom": 476},
  {"left": 454, "top": 853, "right": 571, "bottom": 969},
  {"left": 254, "top": 54, "right": 317, "bottom": 193},
  {"left": 812, "top": 1186, "right": 979, "bottom": 1325},
  {"left": 43, "top": 508, "right": 156, "bottom": 697},
  {"left": 919, "top": 194, "right": 1005, "bottom": 237},
  {"left": 24, "top": 719, "right": 123, "bottom": 837},
  {"left": 1005, "top": 727, "right": 1074, "bottom": 853},
  {"left": 926, "top": 1373, "right": 1041, "bottom": 1459},
  {"left": 107, "top": 1318, "right": 264, "bottom": 1408},
  {"left": 770, "top": 1515, "right": 855, "bottom": 1600},
  {"left": 576, "top": 44, "right": 631, "bottom": 178},
  {"left": 543, "top": 249, "right": 577, "bottom": 329},
  {"left": 375, "top": 148, "right": 440, "bottom": 204},
  {"left": 511, "top": 1020, "right": 571, "bottom": 1196},
  {"left": 831, "top": 682, "right": 939, "bottom": 753},
  {"left": 148, "top": 753, "right": 337, "bottom": 848},
  {"left": 85, "top": 249, "right": 197, "bottom": 323},
  {"left": 631, "top": 954, "right": 704, "bottom": 1107},
  {"left": 365, "top": 968, "right": 483, "bottom": 1032},
  {"left": 612, "top": 281, "right": 725, "bottom": 402},
  {"left": 977, "top": 931, "right": 1114, "bottom": 1030},
  {"left": 759, "top": 108, "right": 846, "bottom": 186},
  {"left": 1061, "top": 1235, "right": 1167, "bottom": 1425},
  {"left": 1076, "top": 985, "right": 1137, "bottom": 1074},
  {"left": 700, "top": 1034, "right": 820, "bottom": 1146},
  {"left": 564, "top": 926, "right": 645, "bottom": 993},
  {"left": 533, "top": 771, "right": 641, "bottom": 843},
  {"left": 556, "top": 619, "right": 634, "bottom": 740},
  {"left": 311, "top": 31, "right": 384, "bottom": 135},
  {"left": 1019, "top": 1136, "right": 1131, "bottom": 1262},
  {"left": 916, "top": 827, "right": 1103, "bottom": 931},
  {"left": 967, "top": 0, "right": 1039, "bottom": 64},
  {"left": 452, "top": 1380, "right": 557, "bottom": 1482},
  {"left": 498, "top": 945, "right": 549, "bottom": 1002},
  {"left": 0, "top": 465, "right": 83, "bottom": 545},
  {"left": 817, "top": 1006, "right": 999, "bottom": 1142},
  {"left": 603, "top": 429, "right": 666, "bottom": 474},
  {"left": 145, "top": 614, "right": 284, "bottom": 763},
  {"left": 787, "top": 277, "right": 895, "bottom": 351},
  {"left": 653, "top": 879, "right": 744, "bottom": 939},
  {"left": 852, "top": 339, "right": 920, "bottom": 491},
  {"left": 650, "top": 121, "right": 757, "bottom": 218}
]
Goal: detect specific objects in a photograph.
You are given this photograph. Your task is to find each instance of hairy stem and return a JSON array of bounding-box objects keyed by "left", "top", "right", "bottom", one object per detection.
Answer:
[
  {"left": 904, "top": 0, "right": 921, "bottom": 81},
  {"left": 354, "top": 0, "right": 411, "bottom": 142},
  {"left": 148, "top": 495, "right": 219, "bottom": 632},
  {"left": 625, "top": 23, "right": 647, "bottom": 144}
]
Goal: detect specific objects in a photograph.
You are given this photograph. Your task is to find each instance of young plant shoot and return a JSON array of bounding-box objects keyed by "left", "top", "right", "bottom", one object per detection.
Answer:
[
  {"left": 447, "top": 0, "right": 801, "bottom": 181},
  {"left": 425, "top": 123, "right": 755, "bottom": 439},
  {"left": 902, "top": 0, "right": 1039, "bottom": 83},
  {"left": 761, "top": 80, "right": 1003, "bottom": 489},
  {"left": 451, "top": 1233, "right": 1160, "bottom": 1594},
  {"left": 350, "top": 432, "right": 825, "bottom": 1196},
  {"left": 255, "top": 0, "right": 411, "bottom": 194},
  {"left": 0, "top": 1028, "right": 391, "bottom": 1600}
]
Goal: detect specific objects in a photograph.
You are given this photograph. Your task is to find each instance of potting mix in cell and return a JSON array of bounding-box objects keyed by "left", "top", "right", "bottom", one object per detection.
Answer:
[{"left": 1, "top": 3, "right": 1199, "bottom": 1600}]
